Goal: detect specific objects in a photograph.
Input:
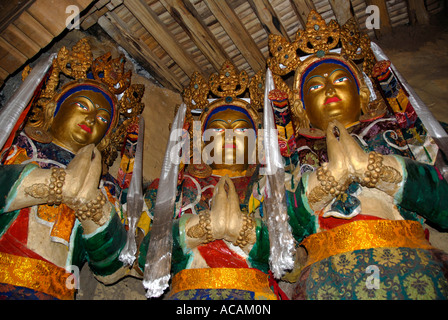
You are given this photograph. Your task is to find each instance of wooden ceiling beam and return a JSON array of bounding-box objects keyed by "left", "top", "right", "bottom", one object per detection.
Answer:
[
  {"left": 13, "top": 11, "right": 53, "bottom": 48},
  {"left": 123, "top": 0, "right": 203, "bottom": 78},
  {"left": 2, "top": 23, "right": 41, "bottom": 59},
  {"left": 203, "top": 0, "right": 266, "bottom": 73},
  {"left": 329, "top": 0, "right": 354, "bottom": 25},
  {"left": 248, "top": 0, "right": 291, "bottom": 42},
  {"left": 160, "top": 0, "right": 230, "bottom": 73},
  {"left": 289, "top": 0, "right": 315, "bottom": 28},
  {"left": 98, "top": 12, "right": 183, "bottom": 92}
]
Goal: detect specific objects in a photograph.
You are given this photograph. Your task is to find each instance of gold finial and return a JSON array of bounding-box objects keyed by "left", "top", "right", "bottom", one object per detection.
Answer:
[
  {"left": 296, "top": 10, "right": 340, "bottom": 54},
  {"left": 56, "top": 38, "right": 93, "bottom": 80},
  {"left": 209, "top": 60, "right": 248, "bottom": 98},
  {"left": 119, "top": 83, "right": 145, "bottom": 118},
  {"left": 267, "top": 34, "right": 301, "bottom": 76},
  {"left": 183, "top": 71, "right": 210, "bottom": 111},
  {"left": 92, "top": 52, "right": 131, "bottom": 94}
]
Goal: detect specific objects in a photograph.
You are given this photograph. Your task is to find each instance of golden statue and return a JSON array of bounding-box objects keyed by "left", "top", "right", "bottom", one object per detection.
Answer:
[
  {"left": 0, "top": 39, "right": 145, "bottom": 299},
  {"left": 268, "top": 11, "right": 448, "bottom": 300},
  {"left": 140, "top": 60, "right": 291, "bottom": 300}
]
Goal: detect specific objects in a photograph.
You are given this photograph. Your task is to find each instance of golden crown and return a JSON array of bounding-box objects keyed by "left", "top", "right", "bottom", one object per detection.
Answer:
[
  {"left": 22, "top": 38, "right": 145, "bottom": 167},
  {"left": 268, "top": 10, "right": 376, "bottom": 78}
]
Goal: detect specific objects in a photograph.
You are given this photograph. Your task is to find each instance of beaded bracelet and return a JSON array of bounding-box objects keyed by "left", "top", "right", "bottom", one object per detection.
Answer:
[
  {"left": 74, "top": 191, "right": 107, "bottom": 224},
  {"left": 186, "top": 210, "right": 213, "bottom": 242},
  {"left": 47, "top": 168, "right": 66, "bottom": 206},
  {"left": 316, "top": 163, "right": 345, "bottom": 196},
  {"left": 233, "top": 214, "right": 255, "bottom": 248},
  {"left": 361, "top": 151, "right": 384, "bottom": 188}
]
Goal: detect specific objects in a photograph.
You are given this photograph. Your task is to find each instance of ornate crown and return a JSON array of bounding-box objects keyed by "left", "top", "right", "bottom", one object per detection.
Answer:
[
  {"left": 267, "top": 10, "right": 383, "bottom": 130},
  {"left": 268, "top": 10, "right": 376, "bottom": 77},
  {"left": 23, "top": 38, "right": 145, "bottom": 167},
  {"left": 182, "top": 59, "right": 262, "bottom": 116}
]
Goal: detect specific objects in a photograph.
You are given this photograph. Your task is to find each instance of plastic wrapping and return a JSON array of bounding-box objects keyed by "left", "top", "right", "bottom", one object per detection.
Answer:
[
  {"left": 0, "top": 53, "right": 56, "bottom": 151},
  {"left": 119, "top": 115, "right": 145, "bottom": 266},
  {"left": 263, "top": 68, "right": 295, "bottom": 278},
  {"left": 143, "top": 103, "right": 186, "bottom": 298}
]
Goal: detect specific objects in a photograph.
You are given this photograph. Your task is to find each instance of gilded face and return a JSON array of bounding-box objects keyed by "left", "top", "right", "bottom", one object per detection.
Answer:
[
  {"left": 203, "top": 108, "right": 255, "bottom": 172},
  {"left": 49, "top": 90, "right": 113, "bottom": 153},
  {"left": 302, "top": 62, "right": 361, "bottom": 131}
]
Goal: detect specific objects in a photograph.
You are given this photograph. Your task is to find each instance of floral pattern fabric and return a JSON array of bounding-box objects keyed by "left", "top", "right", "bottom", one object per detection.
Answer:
[{"left": 293, "top": 247, "right": 448, "bottom": 300}]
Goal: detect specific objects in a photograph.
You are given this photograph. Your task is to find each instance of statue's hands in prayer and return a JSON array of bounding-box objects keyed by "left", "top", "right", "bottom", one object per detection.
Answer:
[
  {"left": 63, "top": 144, "right": 102, "bottom": 204},
  {"left": 325, "top": 120, "right": 353, "bottom": 185},
  {"left": 186, "top": 175, "right": 255, "bottom": 249},
  {"left": 63, "top": 144, "right": 110, "bottom": 231},
  {"left": 209, "top": 176, "right": 242, "bottom": 240},
  {"left": 335, "top": 121, "right": 369, "bottom": 178}
]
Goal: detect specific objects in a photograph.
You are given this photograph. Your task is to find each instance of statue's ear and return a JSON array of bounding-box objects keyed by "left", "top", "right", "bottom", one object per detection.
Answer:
[
  {"left": 44, "top": 101, "right": 56, "bottom": 130},
  {"left": 359, "top": 85, "right": 371, "bottom": 114}
]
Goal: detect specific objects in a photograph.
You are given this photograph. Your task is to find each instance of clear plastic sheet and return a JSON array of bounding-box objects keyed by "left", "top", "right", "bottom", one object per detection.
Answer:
[
  {"left": 0, "top": 53, "right": 56, "bottom": 151},
  {"left": 119, "top": 115, "right": 145, "bottom": 266},
  {"left": 143, "top": 103, "right": 186, "bottom": 298},
  {"left": 263, "top": 68, "right": 295, "bottom": 278}
]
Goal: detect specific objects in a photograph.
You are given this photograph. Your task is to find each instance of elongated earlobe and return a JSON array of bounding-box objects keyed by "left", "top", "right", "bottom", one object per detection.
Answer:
[{"left": 359, "top": 85, "right": 371, "bottom": 115}]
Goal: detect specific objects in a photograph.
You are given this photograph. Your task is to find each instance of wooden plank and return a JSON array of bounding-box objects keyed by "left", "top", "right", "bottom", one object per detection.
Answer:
[
  {"left": 0, "top": 66, "right": 9, "bottom": 80},
  {"left": 0, "top": 36, "right": 28, "bottom": 74},
  {"left": 123, "top": 0, "right": 203, "bottom": 78},
  {"left": 247, "top": 0, "right": 291, "bottom": 41},
  {"left": 365, "top": 0, "right": 392, "bottom": 38},
  {"left": 98, "top": 12, "right": 183, "bottom": 92},
  {"left": 2, "top": 23, "right": 41, "bottom": 59},
  {"left": 406, "top": 0, "right": 430, "bottom": 25},
  {"left": 13, "top": 10, "right": 53, "bottom": 48},
  {"left": 203, "top": 0, "right": 265, "bottom": 72},
  {"left": 289, "top": 0, "right": 316, "bottom": 27},
  {"left": 328, "top": 0, "right": 353, "bottom": 25},
  {"left": 26, "top": 0, "right": 69, "bottom": 36},
  {"left": 160, "top": 0, "right": 230, "bottom": 72},
  {"left": 0, "top": 0, "right": 35, "bottom": 33}
]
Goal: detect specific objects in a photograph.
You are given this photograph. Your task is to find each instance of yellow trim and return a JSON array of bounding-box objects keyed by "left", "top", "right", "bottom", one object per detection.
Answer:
[
  {"left": 0, "top": 252, "right": 75, "bottom": 300},
  {"left": 301, "top": 220, "right": 433, "bottom": 268},
  {"left": 170, "top": 268, "right": 277, "bottom": 300},
  {"left": 212, "top": 168, "right": 247, "bottom": 178}
]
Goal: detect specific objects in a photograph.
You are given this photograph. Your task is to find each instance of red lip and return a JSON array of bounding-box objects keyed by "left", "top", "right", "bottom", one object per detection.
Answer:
[
  {"left": 324, "top": 96, "right": 342, "bottom": 105},
  {"left": 78, "top": 124, "right": 92, "bottom": 134},
  {"left": 224, "top": 144, "right": 236, "bottom": 149}
]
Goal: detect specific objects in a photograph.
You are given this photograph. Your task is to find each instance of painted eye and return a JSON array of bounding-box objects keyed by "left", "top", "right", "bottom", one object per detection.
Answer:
[
  {"left": 334, "top": 76, "right": 349, "bottom": 84},
  {"left": 76, "top": 102, "right": 88, "bottom": 111},
  {"left": 212, "top": 128, "right": 225, "bottom": 133},
  {"left": 234, "top": 128, "right": 248, "bottom": 133},
  {"left": 97, "top": 115, "right": 108, "bottom": 124},
  {"left": 309, "top": 84, "right": 323, "bottom": 92}
]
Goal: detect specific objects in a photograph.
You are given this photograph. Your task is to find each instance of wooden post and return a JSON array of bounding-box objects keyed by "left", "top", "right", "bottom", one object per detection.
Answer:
[
  {"left": 406, "top": 0, "right": 430, "bottom": 25},
  {"left": 365, "top": 0, "right": 392, "bottom": 38},
  {"left": 328, "top": 0, "right": 354, "bottom": 25}
]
